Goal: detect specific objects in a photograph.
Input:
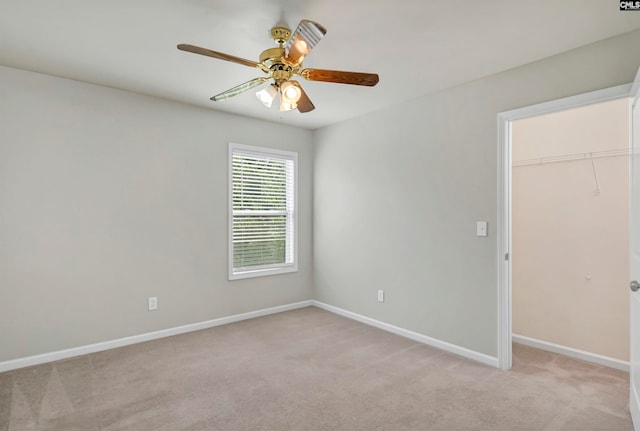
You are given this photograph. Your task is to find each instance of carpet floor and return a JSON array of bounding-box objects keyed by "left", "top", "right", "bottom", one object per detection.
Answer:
[{"left": 0, "top": 306, "right": 632, "bottom": 430}]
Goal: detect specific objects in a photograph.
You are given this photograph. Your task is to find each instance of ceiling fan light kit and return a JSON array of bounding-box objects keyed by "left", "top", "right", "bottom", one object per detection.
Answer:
[
  {"left": 256, "top": 84, "right": 278, "bottom": 108},
  {"left": 178, "top": 19, "right": 379, "bottom": 113},
  {"left": 280, "top": 81, "right": 302, "bottom": 101}
]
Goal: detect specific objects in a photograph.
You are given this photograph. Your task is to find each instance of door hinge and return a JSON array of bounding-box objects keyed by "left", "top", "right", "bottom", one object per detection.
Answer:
[{"left": 505, "top": 253, "right": 509, "bottom": 261}]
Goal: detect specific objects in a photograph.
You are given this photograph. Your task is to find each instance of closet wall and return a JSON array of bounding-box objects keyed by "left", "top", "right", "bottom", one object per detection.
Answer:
[{"left": 512, "top": 98, "right": 630, "bottom": 361}]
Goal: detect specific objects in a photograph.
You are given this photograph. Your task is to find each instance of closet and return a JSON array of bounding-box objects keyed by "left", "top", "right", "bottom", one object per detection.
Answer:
[{"left": 511, "top": 97, "right": 630, "bottom": 362}]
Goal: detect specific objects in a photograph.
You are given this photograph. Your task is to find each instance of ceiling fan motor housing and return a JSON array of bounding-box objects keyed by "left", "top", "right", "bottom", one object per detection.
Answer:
[
  {"left": 259, "top": 47, "right": 294, "bottom": 83},
  {"left": 259, "top": 47, "right": 285, "bottom": 66}
]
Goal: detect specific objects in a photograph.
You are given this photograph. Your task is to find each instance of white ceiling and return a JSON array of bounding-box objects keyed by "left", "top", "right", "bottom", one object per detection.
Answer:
[{"left": 2, "top": 1, "right": 640, "bottom": 130}]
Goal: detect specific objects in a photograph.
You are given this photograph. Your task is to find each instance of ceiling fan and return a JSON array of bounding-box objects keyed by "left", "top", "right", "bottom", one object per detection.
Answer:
[{"left": 177, "top": 20, "right": 379, "bottom": 113}]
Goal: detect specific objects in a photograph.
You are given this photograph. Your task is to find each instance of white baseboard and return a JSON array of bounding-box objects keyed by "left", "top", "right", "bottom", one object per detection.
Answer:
[
  {"left": 312, "top": 300, "right": 499, "bottom": 368},
  {"left": 512, "top": 334, "right": 629, "bottom": 372},
  {"left": 1, "top": 299, "right": 501, "bottom": 373},
  {"left": 0, "top": 300, "right": 314, "bottom": 373}
]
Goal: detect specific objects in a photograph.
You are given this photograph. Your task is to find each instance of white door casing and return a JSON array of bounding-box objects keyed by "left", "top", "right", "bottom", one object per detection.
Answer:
[
  {"left": 497, "top": 83, "right": 633, "bottom": 372},
  {"left": 629, "top": 65, "right": 640, "bottom": 430}
]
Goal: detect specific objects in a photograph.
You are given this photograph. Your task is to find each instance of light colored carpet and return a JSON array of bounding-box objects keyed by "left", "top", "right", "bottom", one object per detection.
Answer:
[{"left": 0, "top": 306, "right": 632, "bottom": 430}]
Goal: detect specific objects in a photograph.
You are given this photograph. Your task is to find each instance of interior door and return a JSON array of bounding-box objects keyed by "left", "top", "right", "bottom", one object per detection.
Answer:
[{"left": 630, "top": 65, "right": 640, "bottom": 430}]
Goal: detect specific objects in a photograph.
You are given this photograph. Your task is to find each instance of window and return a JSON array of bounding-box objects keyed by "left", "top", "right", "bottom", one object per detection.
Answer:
[{"left": 229, "top": 143, "right": 297, "bottom": 280}]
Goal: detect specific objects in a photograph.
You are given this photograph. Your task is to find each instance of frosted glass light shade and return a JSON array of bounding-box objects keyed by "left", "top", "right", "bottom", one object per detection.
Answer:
[
  {"left": 280, "top": 81, "right": 301, "bottom": 104},
  {"left": 256, "top": 84, "right": 278, "bottom": 107}
]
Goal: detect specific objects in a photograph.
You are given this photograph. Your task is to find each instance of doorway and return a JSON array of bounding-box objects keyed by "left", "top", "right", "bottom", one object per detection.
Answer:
[
  {"left": 497, "top": 84, "right": 633, "bottom": 371},
  {"left": 511, "top": 99, "right": 629, "bottom": 369}
]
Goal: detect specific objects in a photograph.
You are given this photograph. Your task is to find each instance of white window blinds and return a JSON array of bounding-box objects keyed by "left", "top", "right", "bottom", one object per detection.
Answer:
[{"left": 229, "top": 144, "right": 297, "bottom": 279}]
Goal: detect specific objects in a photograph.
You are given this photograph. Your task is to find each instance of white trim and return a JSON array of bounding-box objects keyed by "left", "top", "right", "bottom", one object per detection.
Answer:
[
  {"left": 513, "top": 334, "right": 629, "bottom": 372},
  {"left": 0, "top": 300, "right": 313, "bottom": 373},
  {"left": 312, "top": 301, "right": 499, "bottom": 368},
  {"left": 228, "top": 142, "right": 299, "bottom": 281},
  {"left": 497, "top": 83, "right": 633, "bottom": 372},
  {"left": 499, "top": 84, "right": 632, "bottom": 122},
  {"left": 0, "top": 300, "right": 499, "bottom": 372},
  {"left": 632, "top": 380, "right": 640, "bottom": 431},
  {"left": 632, "top": 67, "right": 640, "bottom": 103},
  {"left": 497, "top": 114, "right": 513, "bottom": 371}
]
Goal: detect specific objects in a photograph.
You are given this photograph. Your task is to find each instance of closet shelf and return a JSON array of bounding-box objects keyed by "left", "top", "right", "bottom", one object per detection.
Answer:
[{"left": 513, "top": 147, "right": 630, "bottom": 167}]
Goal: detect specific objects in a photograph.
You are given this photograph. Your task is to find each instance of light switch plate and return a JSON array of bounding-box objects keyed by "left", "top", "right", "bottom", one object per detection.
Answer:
[{"left": 476, "top": 221, "right": 488, "bottom": 237}]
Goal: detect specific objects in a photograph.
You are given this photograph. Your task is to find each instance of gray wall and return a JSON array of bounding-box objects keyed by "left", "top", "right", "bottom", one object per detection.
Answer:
[
  {"left": 313, "top": 29, "right": 640, "bottom": 357},
  {"left": 3, "top": 29, "right": 640, "bottom": 364},
  {"left": 0, "top": 66, "right": 314, "bottom": 362}
]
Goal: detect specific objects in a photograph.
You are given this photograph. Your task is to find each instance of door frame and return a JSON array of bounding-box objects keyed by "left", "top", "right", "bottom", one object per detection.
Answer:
[{"left": 496, "top": 83, "right": 632, "bottom": 371}]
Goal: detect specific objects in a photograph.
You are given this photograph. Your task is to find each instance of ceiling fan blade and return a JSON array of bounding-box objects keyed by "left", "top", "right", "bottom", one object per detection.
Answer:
[
  {"left": 177, "top": 44, "right": 259, "bottom": 69},
  {"left": 301, "top": 68, "right": 379, "bottom": 87},
  {"left": 290, "top": 81, "right": 315, "bottom": 113},
  {"left": 283, "top": 20, "right": 327, "bottom": 67},
  {"left": 211, "top": 77, "right": 270, "bottom": 101}
]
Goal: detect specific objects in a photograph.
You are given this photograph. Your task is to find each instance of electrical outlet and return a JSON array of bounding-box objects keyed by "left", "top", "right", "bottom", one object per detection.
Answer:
[
  {"left": 377, "top": 290, "right": 384, "bottom": 303},
  {"left": 148, "top": 297, "right": 158, "bottom": 311}
]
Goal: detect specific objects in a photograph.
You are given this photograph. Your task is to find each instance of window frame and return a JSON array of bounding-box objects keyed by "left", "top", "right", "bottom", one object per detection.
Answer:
[{"left": 228, "top": 142, "right": 298, "bottom": 280}]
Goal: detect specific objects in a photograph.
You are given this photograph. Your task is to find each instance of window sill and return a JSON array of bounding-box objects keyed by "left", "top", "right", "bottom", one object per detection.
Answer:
[{"left": 229, "top": 265, "right": 298, "bottom": 281}]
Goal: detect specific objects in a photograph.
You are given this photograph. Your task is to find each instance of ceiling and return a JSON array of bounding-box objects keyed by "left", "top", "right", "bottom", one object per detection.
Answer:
[{"left": 2, "top": 1, "right": 640, "bottom": 130}]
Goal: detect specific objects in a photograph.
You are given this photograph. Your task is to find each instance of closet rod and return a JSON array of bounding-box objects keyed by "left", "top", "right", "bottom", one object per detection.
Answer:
[{"left": 513, "top": 147, "right": 630, "bottom": 167}]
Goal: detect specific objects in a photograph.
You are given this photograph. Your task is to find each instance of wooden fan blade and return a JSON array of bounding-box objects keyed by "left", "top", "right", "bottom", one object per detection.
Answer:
[
  {"left": 177, "top": 44, "right": 259, "bottom": 69},
  {"left": 301, "top": 68, "right": 379, "bottom": 87},
  {"left": 211, "top": 77, "right": 270, "bottom": 101},
  {"left": 290, "top": 81, "right": 315, "bottom": 113},
  {"left": 283, "top": 20, "right": 327, "bottom": 67}
]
